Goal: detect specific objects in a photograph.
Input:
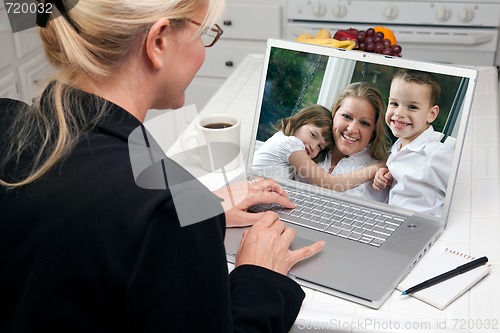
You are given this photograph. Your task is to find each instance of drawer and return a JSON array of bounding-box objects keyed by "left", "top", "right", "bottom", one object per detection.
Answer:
[
  {"left": 197, "top": 40, "right": 266, "bottom": 78},
  {"left": 13, "top": 28, "right": 43, "bottom": 59},
  {"left": 0, "top": 8, "right": 15, "bottom": 72},
  {"left": 219, "top": 3, "right": 281, "bottom": 41},
  {"left": 0, "top": 70, "right": 19, "bottom": 100},
  {"left": 18, "top": 54, "right": 54, "bottom": 103}
]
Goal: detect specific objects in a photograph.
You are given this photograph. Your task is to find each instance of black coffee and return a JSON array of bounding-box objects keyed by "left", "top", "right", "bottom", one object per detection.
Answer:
[{"left": 204, "top": 122, "right": 233, "bottom": 129}]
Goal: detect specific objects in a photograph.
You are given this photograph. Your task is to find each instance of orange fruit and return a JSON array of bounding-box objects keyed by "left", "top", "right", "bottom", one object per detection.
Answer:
[{"left": 374, "top": 26, "right": 397, "bottom": 45}]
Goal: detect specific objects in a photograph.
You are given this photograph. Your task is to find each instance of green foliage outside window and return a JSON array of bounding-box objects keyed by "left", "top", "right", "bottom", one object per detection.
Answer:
[{"left": 258, "top": 48, "right": 463, "bottom": 145}]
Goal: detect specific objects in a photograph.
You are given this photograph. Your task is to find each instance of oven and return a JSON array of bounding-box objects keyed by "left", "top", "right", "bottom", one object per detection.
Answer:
[{"left": 287, "top": 0, "right": 500, "bottom": 67}]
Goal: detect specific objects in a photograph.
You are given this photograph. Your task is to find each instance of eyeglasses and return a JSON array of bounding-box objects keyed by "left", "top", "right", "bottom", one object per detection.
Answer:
[{"left": 187, "top": 19, "right": 224, "bottom": 48}]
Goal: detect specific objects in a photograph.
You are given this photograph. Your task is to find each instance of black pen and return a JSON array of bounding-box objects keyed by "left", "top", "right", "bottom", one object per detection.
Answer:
[{"left": 402, "top": 256, "right": 488, "bottom": 295}]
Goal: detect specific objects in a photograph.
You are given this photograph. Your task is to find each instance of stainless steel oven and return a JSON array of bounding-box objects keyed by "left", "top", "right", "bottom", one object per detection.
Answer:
[{"left": 287, "top": 0, "right": 500, "bottom": 67}]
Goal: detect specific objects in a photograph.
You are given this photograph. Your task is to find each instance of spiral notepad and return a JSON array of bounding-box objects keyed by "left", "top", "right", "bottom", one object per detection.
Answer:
[{"left": 397, "top": 247, "right": 491, "bottom": 310}]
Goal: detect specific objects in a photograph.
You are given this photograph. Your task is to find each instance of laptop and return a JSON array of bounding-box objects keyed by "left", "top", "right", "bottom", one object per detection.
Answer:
[{"left": 224, "top": 39, "right": 478, "bottom": 309}]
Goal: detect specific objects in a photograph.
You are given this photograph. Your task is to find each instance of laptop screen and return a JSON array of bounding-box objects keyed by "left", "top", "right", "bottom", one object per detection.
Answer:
[{"left": 248, "top": 39, "right": 477, "bottom": 221}]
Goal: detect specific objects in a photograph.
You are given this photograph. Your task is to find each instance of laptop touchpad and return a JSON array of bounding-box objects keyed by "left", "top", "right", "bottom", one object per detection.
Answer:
[{"left": 290, "top": 236, "right": 316, "bottom": 251}]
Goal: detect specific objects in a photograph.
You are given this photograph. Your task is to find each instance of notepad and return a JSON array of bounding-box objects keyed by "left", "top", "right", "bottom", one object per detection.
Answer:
[{"left": 397, "top": 247, "right": 491, "bottom": 310}]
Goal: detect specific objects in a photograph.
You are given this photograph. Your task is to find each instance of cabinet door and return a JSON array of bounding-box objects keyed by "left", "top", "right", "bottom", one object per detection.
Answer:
[
  {"left": 0, "top": 7, "right": 16, "bottom": 72},
  {"left": 13, "top": 27, "right": 44, "bottom": 59},
  {"left": 18, "top": 54, "right": 54, "bottom": 103},
  {"left": 198, "top": 40, "right": 266, "bottom": 78},
  {"left": 219, "top": 3, "right": 281, "bottom": 40},
  {"left": 0, "top": 70, "right": 19, "bottom": 100}
]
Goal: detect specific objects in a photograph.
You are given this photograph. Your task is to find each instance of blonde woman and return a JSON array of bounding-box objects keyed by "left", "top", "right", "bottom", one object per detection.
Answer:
[
  {"left": 319, "top": 82, "right": 391, "bottom": 202},
  {"left": 0, "top": 1, "right": 323, "bottom": 331}
]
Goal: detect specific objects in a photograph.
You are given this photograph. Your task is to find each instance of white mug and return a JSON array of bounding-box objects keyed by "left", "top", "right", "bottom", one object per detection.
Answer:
[{"left": 181, "top": 114, "right": 241, "bottom": 172}]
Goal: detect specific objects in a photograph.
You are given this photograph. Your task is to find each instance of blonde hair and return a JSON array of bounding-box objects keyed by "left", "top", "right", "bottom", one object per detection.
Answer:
[
  {"left": 275, "top": 104, "right": 334, "bottom": 163},
  {"left": 0, "top": 0, "right": 224, "bottom": 188},
  {"left": 331, "top": 82, "right": 390, "bottom": 161}
]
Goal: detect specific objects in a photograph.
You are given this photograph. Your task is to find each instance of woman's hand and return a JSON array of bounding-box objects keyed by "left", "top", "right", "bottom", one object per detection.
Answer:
[
  {"left": 372, "top": 167, "right": 393, "bottom": 191},
  {"left": 235, "top": 211, "right": 325, "bottom": 275},
  {"left": 214, "top": 177, "right": 296, "bottom": 227}
]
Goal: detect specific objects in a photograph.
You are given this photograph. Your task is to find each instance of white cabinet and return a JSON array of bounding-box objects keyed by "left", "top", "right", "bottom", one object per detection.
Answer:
[
  {"left": 2, "top": 0, "right": 286, "bottom": 112},
  {"left": 0, "top": 71, "right": 19, "bottom": 100},
  {"left": 18, "top": 54, "right": 54, "bottom": 103},
  {"left": 0, "top": 11, "right": 16, "bottom": 72},
  {"left": 185, "top": 0, "right": 285, "bottom": 111},
  {"left": 0, "top": 5, "right": 19, "bottom": 100},
  {"left": 0, "top": 6, "right": 53, "bottom": 103}
]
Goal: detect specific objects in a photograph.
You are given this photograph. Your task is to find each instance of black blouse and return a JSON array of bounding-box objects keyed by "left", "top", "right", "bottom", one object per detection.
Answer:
[{"left": 0, "top": 92, "right": 305, "bottom": 333}]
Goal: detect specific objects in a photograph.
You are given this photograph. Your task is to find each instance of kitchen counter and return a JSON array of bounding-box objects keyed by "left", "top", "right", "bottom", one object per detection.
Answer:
[{"left": 147, "top": 54, "right": 500, "bottom": 332}]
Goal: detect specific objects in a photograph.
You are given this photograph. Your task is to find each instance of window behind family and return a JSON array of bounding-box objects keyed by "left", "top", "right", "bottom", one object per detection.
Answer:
[
  {"left": 252, "top": 47, "right": 470, "bottom": 216},
  {"left": 258, "top": 48, "right": 464, "bottom": 143}
]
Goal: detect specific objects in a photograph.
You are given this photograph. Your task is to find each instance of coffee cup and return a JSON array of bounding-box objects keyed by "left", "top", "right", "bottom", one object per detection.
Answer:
[{"left": 181, "top": 114, "right": 241, "bottom": 172}]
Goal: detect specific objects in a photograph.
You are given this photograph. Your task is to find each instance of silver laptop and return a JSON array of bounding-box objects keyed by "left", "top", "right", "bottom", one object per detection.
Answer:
[{"left": 224, "top": 39, "right": 478, "bottom": 309}]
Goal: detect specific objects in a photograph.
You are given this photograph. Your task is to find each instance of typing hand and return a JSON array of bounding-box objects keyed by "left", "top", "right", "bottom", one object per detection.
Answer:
[
  {"left": 215, "top": 177, "right": 296, "bottom": 228},
  {"left": 235, "top": 211, "right": 325, "bottom": 275}
]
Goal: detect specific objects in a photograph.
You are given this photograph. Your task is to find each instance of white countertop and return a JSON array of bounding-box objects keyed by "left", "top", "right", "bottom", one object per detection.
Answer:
[{"left": 148, "top": 54, "right": 500, "bottom": 332}]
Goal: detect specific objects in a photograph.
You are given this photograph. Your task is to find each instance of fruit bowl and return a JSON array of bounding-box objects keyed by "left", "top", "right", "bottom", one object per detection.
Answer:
[
  {"left": 296, "top": 26, "right": 403, "bottom": 56},
  {"left": 355, "top": 26, "right": 402, "bottom": 56}
]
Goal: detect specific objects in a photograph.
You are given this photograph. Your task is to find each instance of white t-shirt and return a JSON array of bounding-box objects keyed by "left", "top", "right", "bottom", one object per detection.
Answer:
[
  {"left": 387, "top": 126, "right": 453, "bottom": 216},
  {"left": 318, "top": 147, "right": 389, "bottom": 203},
  {"left": 252, "top": 131, "right": 305, "bottom": 179}
]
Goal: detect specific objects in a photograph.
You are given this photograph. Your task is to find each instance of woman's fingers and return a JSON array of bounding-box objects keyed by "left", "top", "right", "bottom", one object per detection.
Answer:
[
  {"left": 253, "top": 191, "right": 295, "bottom": 208},
  {"left": 254, "top": 210, "right": 281, "bottom": 229},
  {"left": 279, "top": 227, "right": 326, "bottom": 266},
  {"left": 288, "top": 240, "right": 326, "bottom": 266},
  {"left": 253, "top": 178, "right": 290, "bottom": 199},
  {"left": 236, "top": 212, "right": 325, "bottom": 275},
  {"left": 231, "top": 178, "right": 325, "bottom": 274},
  {"left": 247, "top": 178, "right": 295, "bottom": 208},
  {"left": 279, "top": 226, "right": 297, "bottom": 246},
  {"left": 268, "top": 217, "right": 286, "bottom": 235},
  {"left": 224, "top": 178, "right": 297, "bottom": 228}
]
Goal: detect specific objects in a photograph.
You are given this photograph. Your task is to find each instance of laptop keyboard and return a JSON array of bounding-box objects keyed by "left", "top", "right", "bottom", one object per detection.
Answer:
[{"left": 250, "top": 185, "right": 406, "bottom": 247}]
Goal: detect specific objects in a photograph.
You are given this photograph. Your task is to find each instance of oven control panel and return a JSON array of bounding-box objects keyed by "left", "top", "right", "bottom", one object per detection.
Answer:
[{"left": 287, "top": 0, "right": 500, "bottom": 28}]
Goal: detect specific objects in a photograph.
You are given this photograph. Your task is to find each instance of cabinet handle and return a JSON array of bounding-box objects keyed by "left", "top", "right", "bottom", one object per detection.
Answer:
[
  {"left": 223, "top": 20, "right": 232, "bottom": 26},
  {"left": 225, "top": 61, "right": 234, "bottom": 67}
]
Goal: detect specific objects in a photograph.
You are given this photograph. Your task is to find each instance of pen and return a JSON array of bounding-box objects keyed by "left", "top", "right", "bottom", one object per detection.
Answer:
[{"left": 402, "top": 256, "right": 488, "bottom": 295}]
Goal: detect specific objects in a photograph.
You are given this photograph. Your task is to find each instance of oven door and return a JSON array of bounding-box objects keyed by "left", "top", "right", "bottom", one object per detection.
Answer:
[{"left": 288, "top": 22, "right": 499, "bottom": 66}]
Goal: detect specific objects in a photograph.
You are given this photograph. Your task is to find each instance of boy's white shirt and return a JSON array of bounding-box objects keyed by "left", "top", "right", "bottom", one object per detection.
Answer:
[
  {"left": 252, "top": 131, "right": 305, "bottom": 179},
  {"left": 387, "top": 126, "right": 454, "bottom": 216}
]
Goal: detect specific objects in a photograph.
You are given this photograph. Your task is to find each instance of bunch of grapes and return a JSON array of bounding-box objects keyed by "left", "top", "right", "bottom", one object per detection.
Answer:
[{"left": 356, "top": 28, "right": 402, "bottom": 57}]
